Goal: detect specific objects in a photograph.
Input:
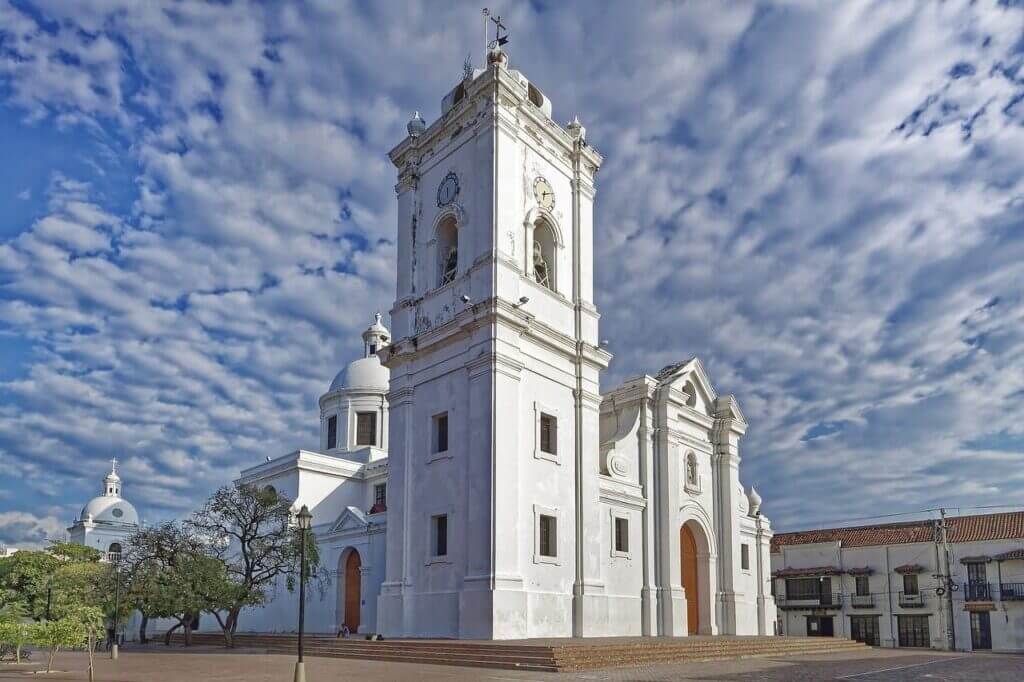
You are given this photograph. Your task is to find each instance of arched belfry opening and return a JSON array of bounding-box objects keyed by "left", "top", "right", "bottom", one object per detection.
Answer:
[
  {"left": 532, "top": 219, "right": 556, "bottom": 292},
  {"left": 680, "top": 520, "right": 713, "bottom": 635},
  {"left": 436, "top": 215, "right": 458, "bottom": 288},
  {"left": 338, "top": 548, "right": 363, "bottom": 633}
]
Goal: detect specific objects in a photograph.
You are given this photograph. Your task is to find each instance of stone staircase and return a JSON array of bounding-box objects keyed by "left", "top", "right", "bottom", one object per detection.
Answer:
[{"left": 173, "top": 633, "right": 867, "bottom": 672}]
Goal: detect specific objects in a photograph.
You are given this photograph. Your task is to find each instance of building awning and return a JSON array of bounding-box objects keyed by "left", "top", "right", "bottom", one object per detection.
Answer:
[
  {"left": 894, "top": 563, "right": 925, "bottom": 574},
  {"left": 772, "top": 566, "right": 842, "bottom": 578},
  {"left": 994, "top": 549, "right": 1024, "bottom": 562},
  {"left": 845, "top": 566, "right": 874, "bottom": 576},
  {"left": 959, "top": 555, "right": 992, "bottom": 564}
]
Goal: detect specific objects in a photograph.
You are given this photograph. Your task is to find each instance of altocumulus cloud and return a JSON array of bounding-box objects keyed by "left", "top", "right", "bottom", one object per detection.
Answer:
[{"left": 0, "top": 1, "right": 1023, "bottom": 547}]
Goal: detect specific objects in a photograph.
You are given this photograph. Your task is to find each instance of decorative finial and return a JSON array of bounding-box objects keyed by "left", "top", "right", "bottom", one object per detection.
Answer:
[
  {"left": 567, "top": 115, "right": 585, "bottom": 141},
  {"left": 110, "top": 457, "right": 118, "bottom": 474},
  {"left": 374, "top": 312, "right": 382, "bottom": 324},
  {"left": 463, "top": 54, "right": 474, "bottom": 80},
  {"left": 407, "top": 111, "right": 426, "bottom": 139}
]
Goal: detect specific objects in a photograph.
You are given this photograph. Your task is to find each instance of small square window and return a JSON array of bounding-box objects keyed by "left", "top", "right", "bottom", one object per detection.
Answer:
[
  {"left": 741, "top": 543, "right": 750, "bottom": 570},
  {"left": 356, "top": 412, "right": 377, "bottom": 446},
  {"left": 374, "top": 483, "right": 386, "bottom": 508},
  {"left": 614, "top": 517, "right": 629, "bottom": 554},
  {"left": 433, "top": 412, "right": 449, "bottom": 453},
  {"left": 432, "top": 514, "right": 448, "bottom": 557},
  {"left": 540, "top": 413, "right": 557, "bottom": 455},
  {"left": 327, "top": 415, "right": 338, "bottom": 450},
  {"left": 538, "top": 514, "right": 557, "bottom": 558}
]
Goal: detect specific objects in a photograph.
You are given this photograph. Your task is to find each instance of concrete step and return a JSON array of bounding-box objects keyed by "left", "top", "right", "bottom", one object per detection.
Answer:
[{"left": 169, "top": 633, "right": 867, "bottom": 672}]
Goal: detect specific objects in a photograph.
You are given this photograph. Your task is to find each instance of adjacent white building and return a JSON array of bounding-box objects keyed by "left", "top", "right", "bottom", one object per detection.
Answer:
[
  {"left": 68, "top": 460, "right": 139, "bottom": 563},
  {"left": 233, "top": 47, "right": 774, "bottom": 640},
  {"left": 771, "top": 511, "right": 1024, "bottom": 652}
]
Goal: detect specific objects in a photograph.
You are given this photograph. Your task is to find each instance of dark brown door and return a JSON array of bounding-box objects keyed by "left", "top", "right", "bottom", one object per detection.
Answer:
[
  {"left": 970, "top": 611, "right": 991, "bottom": 650},
  {"left": 344, "top": 551, "right": 361, "bottom": 633},
  {"left": 680, "top": 525, "right": 699, "bottom": 634}
]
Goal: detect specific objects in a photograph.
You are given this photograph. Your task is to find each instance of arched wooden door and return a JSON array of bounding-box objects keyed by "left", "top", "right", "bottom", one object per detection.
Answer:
[
  {"left": 344, "top": 551, "right": 362, "bottom": 632},
  {"left": 680, "top": 524, "right": 699, "bottom": 635}
]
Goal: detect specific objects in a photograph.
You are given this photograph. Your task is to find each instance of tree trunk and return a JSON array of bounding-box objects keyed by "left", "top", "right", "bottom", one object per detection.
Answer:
[
  {"left": 163, "top": 621, "right": 182, "bottom": 646},
  {"left": 139, "top": 613, "right": 149, "bottom": 644},
  {"left": 46, "top": 646, "right": 57, "bottom": 674},
  {"left": 87, "top": 633, "right": 95, "bottom": 682},
  {"left": 15, "top": 643, "right": 21, "bottom": 664},
  {"left": 183, "top": 614, "right": 194, "bottom": 647}
]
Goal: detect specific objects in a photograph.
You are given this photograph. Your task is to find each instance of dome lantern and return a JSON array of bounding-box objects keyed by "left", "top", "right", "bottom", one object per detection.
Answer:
[{"left": 362, "top": 312, "right": 390, "bottom": 358}]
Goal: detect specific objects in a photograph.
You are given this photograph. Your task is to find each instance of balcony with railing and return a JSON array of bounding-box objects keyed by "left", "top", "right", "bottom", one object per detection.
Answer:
[
  {"left": 964, "top": 582, "right": 994, "bottom": 602},
  {"left": 898, "top": 591, "right": 925, "bottom": 607},
  {"left": 849, "top": 593, "right": 875, "bottom": 608},
  {"left": 776, "top": 592, "right": 843, "bottom": 609},
  {"left": 999, "top": 583, "right": 1024, "bottom": 601}
]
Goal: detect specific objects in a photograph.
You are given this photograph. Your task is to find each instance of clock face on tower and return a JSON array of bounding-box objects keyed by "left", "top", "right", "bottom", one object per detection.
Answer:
[
  {"left": 534, "top": 176, "right": 555, "bottom": 210},
  {"left": 437, "top": 172, "right": 459, "bottom": 207}
]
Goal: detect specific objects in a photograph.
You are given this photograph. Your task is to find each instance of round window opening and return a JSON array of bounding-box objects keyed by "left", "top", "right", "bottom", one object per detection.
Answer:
[{"left": 111, "top": 508, "right": 124, "bottom": 518}]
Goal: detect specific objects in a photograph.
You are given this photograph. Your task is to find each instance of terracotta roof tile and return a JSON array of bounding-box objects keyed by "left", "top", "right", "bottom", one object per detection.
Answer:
[
  {"left": 772, "top": 566, "right": 842, "bottom": 578},
  {"left": 771, "top": 511, "right": 1024, "bottom": 552},
  {"left": 995, "top": 548, "right": 1024, "bottom": 561}
]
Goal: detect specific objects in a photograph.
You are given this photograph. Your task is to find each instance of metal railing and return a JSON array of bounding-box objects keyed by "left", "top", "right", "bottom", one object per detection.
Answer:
[
  {"left": 106, "top": 552, "right": 122, "bottom": 564},
  {"left": 999, "top": 583, "right": 1024, "bottom": 601},
  {"left": 898, "top": 591, "right": 925, "bottom": 607},
  {"left": 850, "top": 594, "right": 875, "bottom": 608},
  {"left": 777, "top": 592, "right": 843, "bottom": 608},
  {"left": 963, "top": 582, "right": 993, "bottom": 602}
]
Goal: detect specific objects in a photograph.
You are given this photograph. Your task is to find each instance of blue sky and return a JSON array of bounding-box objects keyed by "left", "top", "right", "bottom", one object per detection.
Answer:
[{"left": 1, "top": 0, "right": 1023, "bottom": 547}]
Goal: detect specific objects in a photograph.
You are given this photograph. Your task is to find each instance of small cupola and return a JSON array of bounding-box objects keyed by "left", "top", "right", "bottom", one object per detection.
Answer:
[
  {"left": 104, "top": 458, "right": 122, "bottom": 497},
  {"left": 362, "top": 313, "right": 390, "bottom": 357}
]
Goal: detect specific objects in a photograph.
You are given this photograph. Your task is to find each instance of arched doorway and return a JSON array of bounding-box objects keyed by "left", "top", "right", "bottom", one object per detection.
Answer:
[
  {"left": 340, "top": 550, "right": 361, "bottom": 633},
  {"left": 680, "top": 524, "right": 700, "bottom": 634}
]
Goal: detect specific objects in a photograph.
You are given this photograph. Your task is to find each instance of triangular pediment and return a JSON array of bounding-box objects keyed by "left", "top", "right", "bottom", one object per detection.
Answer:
[
  {"left": 656, "top": 357, "right": 718, "bottom": 411},
  {"left": 330, "top": 505, "right": 369, "bottom": 534}
]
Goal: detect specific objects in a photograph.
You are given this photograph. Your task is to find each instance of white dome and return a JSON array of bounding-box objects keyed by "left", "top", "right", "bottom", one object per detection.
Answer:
[
  {"left": 329, "top": 355, "right": 389, "bottom": 392},
  {"left": 81, "top": 495, "right": 139, "bottom": 527}
]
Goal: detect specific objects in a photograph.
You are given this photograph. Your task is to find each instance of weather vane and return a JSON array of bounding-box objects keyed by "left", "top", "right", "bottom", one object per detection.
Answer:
[{"left": 482, "top": 8, "right": 509, "bottom": 59}]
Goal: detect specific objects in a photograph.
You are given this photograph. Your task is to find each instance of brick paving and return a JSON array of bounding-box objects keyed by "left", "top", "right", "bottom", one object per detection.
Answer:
[{"left": 0, "top": 646, "right": 1019, "bottom": 681}]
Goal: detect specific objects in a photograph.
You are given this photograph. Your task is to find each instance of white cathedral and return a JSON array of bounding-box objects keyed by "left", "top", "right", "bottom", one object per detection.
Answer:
[{"left": 72, "top": 48, "right": 774, "bottom": 641}]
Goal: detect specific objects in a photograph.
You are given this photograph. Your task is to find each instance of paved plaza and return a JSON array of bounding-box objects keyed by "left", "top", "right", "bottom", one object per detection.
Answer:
[{"left": 0, "top": 646, "right": 1020, "bottom": 681}]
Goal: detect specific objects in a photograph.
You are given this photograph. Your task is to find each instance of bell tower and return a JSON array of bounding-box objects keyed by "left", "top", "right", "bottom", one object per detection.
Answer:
[{"left": 378, "top": 47, "right": 610, "bottom": 639}]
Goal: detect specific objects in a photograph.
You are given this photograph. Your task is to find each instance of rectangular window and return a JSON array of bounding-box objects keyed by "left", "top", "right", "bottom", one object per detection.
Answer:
[
  {"left": 374, "top": 483, "right": 386, "bottom": 508},
  {"left": 356, "top": 412, "right": 377, "bottom": 446},
  {"left": 966, "top": 562, "right": 986, "bottom": 584},
  {"left": 432, "top": 514, "right": 448, "bottom": 557},
  {"left": 327, "top": 415, "right": 338, "bottom": 449},
  {"left": 614, "top": 517, "right": 629, "bottom": 553},
  {"left": 856, "top": 576, "right": 870, "bottom": 597},
  {"left": 433, "top": 412, "right": 449, "bottom": 453},
  {"left": 786, "top": 578, "right": 824, "bottom": 599},
  {"left": 538, "top": 515, "right": 557, "bottom": 558},
  {"left": 741, "top": 543, "right": 750, "bottom": 570},
  {"left": 539, "top": 413, "right": 557, "bottom": 455},
  {"left": 903, "top": 574, "right": 918, "bottom": 595},
  {"left": 897, "top": 615, "right": 930, "bottom": 648}
]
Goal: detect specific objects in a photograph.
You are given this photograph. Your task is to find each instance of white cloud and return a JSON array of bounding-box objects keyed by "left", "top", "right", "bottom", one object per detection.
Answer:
[{"left": 0, "top": 0, "right": 1021, "bottom": 532}]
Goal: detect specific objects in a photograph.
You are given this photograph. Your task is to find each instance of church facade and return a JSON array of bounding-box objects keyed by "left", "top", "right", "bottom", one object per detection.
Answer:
[{"left": 235, "top": 48, "right": 775, "bottom": 640}]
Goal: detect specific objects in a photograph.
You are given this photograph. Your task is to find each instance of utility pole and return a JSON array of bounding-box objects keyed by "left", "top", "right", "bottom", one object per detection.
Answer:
[{"left": 938, "top": 508, "right": 956, "bottom": 651}]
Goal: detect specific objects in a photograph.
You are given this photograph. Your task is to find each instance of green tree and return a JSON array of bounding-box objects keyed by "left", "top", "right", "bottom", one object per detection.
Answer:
[
  {"left": 0, "top": 550, "right": 60, "bottom": 619},
  {"left": 0, "top": 619, "right": 31, "bottom": 664},
  {"left": 123, "top": 522, "right": 237, "bottom": 647},
  {"left": 188, "top": 484, "right": 322, "bottom": 647},
  {"left": 29, "top": 618, "right": 82, "bottom": 674}
]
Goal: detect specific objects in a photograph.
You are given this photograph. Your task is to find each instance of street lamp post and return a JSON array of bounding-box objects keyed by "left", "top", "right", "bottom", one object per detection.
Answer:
[
  {"left": 111, "top": 558, "right": 121, "bottom": 660},
  {"left": 295, "top": 504, "right": 313, "bottom": 682}
]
